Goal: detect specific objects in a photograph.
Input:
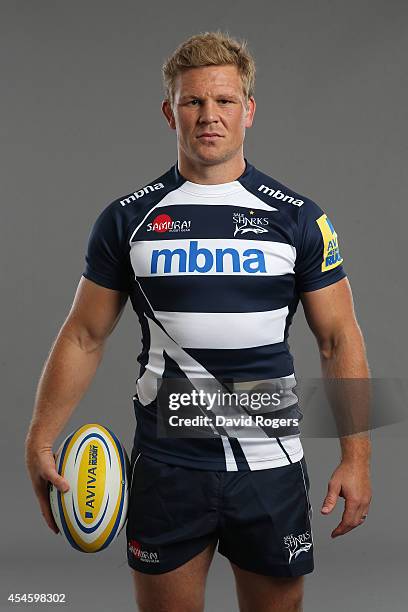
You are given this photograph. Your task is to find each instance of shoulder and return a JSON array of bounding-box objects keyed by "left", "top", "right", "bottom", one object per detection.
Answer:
[
  {"left": 241, "top": 163, "right": 322, "bottom": 223},
  {"left": 90, "top": 164, "right": 181, "bottom": 237}
]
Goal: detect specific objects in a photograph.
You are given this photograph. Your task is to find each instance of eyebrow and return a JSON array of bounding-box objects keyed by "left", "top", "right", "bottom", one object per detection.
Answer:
[{"left": 179, "top": 93, "right": 240, "bottom": 101}]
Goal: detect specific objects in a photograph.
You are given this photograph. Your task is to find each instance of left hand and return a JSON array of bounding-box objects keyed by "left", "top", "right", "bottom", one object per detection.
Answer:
[{"left": 320, "top": 461, "right": 372, "bottom": 538}]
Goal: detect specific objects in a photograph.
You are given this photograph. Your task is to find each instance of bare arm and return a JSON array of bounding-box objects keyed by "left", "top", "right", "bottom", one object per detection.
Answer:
[
  {"left": 25, "top": 277, "right": 128, "bottom": 532},
  {"left": 301, "top": 277, "right": 372, "bottom": 537}
]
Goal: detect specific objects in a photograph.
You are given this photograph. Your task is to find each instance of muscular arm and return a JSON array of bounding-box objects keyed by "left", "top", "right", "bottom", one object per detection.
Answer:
[
  {"left": 26, "top": 277, "right": 128, "bottom": 446},
  {"left": 301, "top": 276, "right": 371, "bottom": 457},
  {"left": 25, "top": 277, "right": 128, "bottom": 533},
  {"left": 301, "top": 277, "right": 369, "bottom": 378},
  {"left": 301, "top": 277, "right": 372, "bottom": 537}
]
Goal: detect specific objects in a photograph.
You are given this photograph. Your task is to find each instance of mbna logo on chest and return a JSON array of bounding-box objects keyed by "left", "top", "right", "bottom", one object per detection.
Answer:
[{"left": 150, "top": 240, "right": 266, "bottom": 274}]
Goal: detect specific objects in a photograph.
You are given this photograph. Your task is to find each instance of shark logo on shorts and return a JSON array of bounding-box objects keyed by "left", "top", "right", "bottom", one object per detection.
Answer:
[{"left": 283, "top": 531, "right": 312, "bottom": 563}]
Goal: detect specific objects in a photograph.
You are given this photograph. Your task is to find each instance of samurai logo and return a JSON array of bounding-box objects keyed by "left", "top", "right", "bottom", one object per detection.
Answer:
[
  {"left": 233, "top": 211, "right": 269, "bottom": 237},
  {"left": 283, "top": 532, "right": 312, "bottom": 563},
  {"left": 128, "top": 539, "right": 160, "bottom": 563}
]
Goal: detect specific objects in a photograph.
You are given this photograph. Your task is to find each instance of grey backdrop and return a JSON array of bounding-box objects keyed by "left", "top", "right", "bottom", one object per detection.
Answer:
[{"left": 1, "top": 0, "right": 407, "bottom": 610}]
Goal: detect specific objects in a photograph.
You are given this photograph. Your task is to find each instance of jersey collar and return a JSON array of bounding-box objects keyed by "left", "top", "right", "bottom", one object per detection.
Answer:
[{"left": 173, "top": 158, "right": 254, "bottom": 196}]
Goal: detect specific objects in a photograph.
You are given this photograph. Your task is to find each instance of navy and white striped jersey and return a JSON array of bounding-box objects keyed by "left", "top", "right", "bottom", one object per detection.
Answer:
[{"left": 82, "top": 159, "right": 346, "bottom": 471}]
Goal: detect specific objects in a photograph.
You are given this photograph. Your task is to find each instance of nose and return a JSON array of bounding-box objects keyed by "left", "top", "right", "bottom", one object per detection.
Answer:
[{"left": 198, "top": 100, "right": 219, "bottom": 125}]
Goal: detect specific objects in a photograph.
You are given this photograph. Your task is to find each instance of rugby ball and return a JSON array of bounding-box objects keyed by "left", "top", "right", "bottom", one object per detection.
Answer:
[{"left": 49, "top": 423, "right": 130, "bottom": 553}]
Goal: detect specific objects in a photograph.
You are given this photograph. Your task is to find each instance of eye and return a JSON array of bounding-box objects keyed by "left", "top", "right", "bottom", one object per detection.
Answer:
[
  {"left": 188, "top": 99, "right": 200, "bottom": 106},
  {"left": 219, "top": 99, "right": 232, "bottom": 104}
]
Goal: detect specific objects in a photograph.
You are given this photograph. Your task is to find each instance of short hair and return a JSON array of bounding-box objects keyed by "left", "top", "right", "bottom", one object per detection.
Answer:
[{"left": 162, "top": 30, "right": 256, "bottom": 109}]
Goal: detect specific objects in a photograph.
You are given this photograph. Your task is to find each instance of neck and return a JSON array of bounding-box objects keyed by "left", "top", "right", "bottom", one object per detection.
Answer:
[{"left": 177, "top": 151, "right": 246, "bottom": 184}]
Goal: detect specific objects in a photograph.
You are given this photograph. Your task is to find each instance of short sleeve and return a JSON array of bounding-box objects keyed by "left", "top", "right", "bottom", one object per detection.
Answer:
[
  {"left": 295, "top": 199, "right": 346, "bottom": 292},
  {"left": 82, "top": 203, "right": 133, "bottom": 292}
]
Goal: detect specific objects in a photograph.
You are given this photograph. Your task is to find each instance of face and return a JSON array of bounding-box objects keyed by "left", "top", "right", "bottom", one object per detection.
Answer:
[{"left": 162, "top": 64, "right": 255, "bottom": 167}]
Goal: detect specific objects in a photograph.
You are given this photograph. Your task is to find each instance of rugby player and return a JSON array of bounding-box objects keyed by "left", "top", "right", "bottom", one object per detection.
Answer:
[{"left": 25, "top": 31, "right": 371, "bottom": 612}]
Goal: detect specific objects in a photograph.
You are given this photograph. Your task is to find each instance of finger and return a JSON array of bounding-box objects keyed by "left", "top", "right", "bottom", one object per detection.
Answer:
[
  {"left": 48, "top": 471, "right": 70, "bottom": 494},
  {"left": 332, "top": 520, "right": 360, "bottom": 538},
  {"left": 39, "top": 459, "right": 70, "bottom": 494},
  {"left": 321, "top": 479, "right": 341, "bottom": 514},
  {"left": 357, "top": 504, "right": 371, "bottom": 525},
  {"left": 26, "top": 448, "right": 70, "bottom": 535},
  {"left": 35, "top": 479, "right": 60, "bottom": 534},
  {"left": 331, "top": 500, "right": 363, "bottom": 538},
  {"left": 332, "top": 493, "right": 372, "bottom": 537}
]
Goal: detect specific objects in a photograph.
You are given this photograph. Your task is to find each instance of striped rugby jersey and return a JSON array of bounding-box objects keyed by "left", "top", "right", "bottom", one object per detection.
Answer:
[{"left": 83, "top": 159, "right": 346, "bottom": 471}]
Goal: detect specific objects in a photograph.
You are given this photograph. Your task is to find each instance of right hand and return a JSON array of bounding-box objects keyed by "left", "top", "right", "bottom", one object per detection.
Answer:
[{"left": 25, "top": 440, "right": 70, "bottom": 534}]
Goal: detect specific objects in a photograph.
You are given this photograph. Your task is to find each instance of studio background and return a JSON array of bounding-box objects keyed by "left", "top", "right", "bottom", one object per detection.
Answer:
[{"left": 1, "top": 1, "right": 407, "bottom": 610}]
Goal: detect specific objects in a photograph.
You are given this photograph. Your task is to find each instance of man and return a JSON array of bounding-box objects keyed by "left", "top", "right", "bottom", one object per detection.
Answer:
[{"left": 25, "top": 31, "right": 371, "bottom": 612}]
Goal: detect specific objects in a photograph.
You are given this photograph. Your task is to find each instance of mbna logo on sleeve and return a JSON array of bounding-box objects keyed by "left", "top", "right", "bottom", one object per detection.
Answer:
[{"left": 316, "top": 214, "right": 343, "bottom": 272}]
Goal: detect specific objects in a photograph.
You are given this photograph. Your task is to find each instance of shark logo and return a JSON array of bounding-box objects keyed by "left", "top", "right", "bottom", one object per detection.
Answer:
[
  {"left": 284, "top": 532, "right": 312, "bottom": 563},
  {"left": 233, "top": 211, "right": 269, "bottom": 237}
]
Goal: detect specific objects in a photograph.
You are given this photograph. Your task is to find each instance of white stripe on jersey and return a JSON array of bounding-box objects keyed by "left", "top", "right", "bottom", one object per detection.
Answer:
[
  {"left": 136, "top": 315, "right": 167, "bottom": 405},
  {"left": 237, "top": 436, "right": 303, "bottom": 470},
  {"left": 130, "top": 239, "right": 296, "bottom": 277},
  {"left": 159, "top": 184, "right": 278, "bottom": 209},
  {"left": 221, "top": 436, "right": 239, "bottom": 471},
  {"left": 128, "top": 183, "right": 278, "bottom": 243},
  {"left": 154, "top": 308, "right": 289, "bottom": 349}
]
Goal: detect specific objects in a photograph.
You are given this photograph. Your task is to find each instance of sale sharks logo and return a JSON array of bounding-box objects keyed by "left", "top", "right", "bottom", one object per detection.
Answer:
[
  {"left": 283, "top": 531, "right": 313, "bottom": 563},
  {"left": 233, "top": 211, "right": 269, "bottom": 237}
]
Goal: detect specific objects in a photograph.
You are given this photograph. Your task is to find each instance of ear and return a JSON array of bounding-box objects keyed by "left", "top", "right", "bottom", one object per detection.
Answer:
[
  {"left": 162, "top": 99, "right": 176, "bottom": 130},
  {"left": 244, "top": 96, "right": 256, "bottom": 129}
]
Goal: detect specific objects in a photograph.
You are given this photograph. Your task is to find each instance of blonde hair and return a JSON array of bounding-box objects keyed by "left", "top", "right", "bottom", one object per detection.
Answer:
[{"left": 162, "top": 30, "right": 256, "bottom": 108}]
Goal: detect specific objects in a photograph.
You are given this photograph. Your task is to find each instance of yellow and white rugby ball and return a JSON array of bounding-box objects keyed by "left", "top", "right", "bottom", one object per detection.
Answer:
[{"left": 49, "top": 423, "right": 130, "bottom": 553}]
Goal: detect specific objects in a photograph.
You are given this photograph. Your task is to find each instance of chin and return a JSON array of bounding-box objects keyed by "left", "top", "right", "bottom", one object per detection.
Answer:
[{"left": 194, "top": 147, "right": 231, "bottom": 165}]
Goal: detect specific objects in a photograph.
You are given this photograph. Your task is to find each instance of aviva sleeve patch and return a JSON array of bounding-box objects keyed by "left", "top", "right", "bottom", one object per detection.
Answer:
[{"left": 315, "top": 214, "right": 343, "bottom": 272}]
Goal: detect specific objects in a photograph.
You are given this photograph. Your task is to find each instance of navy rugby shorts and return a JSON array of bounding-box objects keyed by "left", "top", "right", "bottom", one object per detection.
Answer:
[{"left": 126, "top": 452, "right": 314, "bottom": 577}]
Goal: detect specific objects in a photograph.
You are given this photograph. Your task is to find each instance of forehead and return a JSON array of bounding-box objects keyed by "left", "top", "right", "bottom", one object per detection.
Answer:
[{"left": 174, "top": 65, "right": 244, "bottom": 98}]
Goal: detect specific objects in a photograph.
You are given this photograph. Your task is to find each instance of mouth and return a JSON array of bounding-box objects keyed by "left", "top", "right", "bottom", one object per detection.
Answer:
[{"left": 197, "top": 134, "right": 223, "bottom": 142}]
